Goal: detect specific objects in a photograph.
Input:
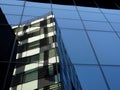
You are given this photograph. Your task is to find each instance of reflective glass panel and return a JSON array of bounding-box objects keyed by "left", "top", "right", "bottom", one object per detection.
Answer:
[
  {"left": 61, "top": 29, "right": 97, "bottom": 64},
  {"left": 80, "top": 12, "right": 106, "bottom": 21},
  {"left": 21, "top": 16, "right": 35, "bottom": 23},
  {"left": 0, "top": 5, "right": 23, "bottom": 15},
  {"left": 102, "top": 66, "right": 120, "bottom": 90},
  {"left": 0, "top": 0, "right": 24, "bottom": 5},
  {"left": 105, "top": 14, "right": 120, "bottom": 23},
  {"left": 5, "top": 15, "right": 21, "bottom": 26},
  {"left": 26, "top": 2, "right": 51, "bottom": 8},
  {"left": 52, "top": 4, "right": 76, "bottom": 10},
  {"left": 23, "top": 7, "right": 50, "bottom": 17},
  {"left": 88, "top": 31, "right": 120, "bottom": 65},
  {"left": 84, "top": 21, "right": 113, "bottom": 31},
  {"left": 56, "top": 19, "right": 84, "bottom": 29},
  {"left": 111, "top": 22, "right": 120, "bottom": 32},
  {"left": 53, "top": 9, "right": 79, "bottom": 19},
  {"left": 78, "top": 6, "right": 100, "bottom": 13},
  {"left": 101, "top": 8, "right": 120, "bottom": 14},
  {"left": 75, "top": 65, "right": 108, "bottom": 90}
]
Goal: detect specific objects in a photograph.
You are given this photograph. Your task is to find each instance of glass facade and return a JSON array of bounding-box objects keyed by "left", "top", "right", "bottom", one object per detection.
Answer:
[{"left": 1, "top": 0, "right": 120, "bottom": 90}]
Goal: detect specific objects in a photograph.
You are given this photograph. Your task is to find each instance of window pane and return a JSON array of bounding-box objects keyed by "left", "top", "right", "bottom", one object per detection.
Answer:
[
  {"left": 102, "top": 66, "right": 120, "bottom": 90},
  {"left": 49, "top": 49, "right": 56, "bottom": 58},
  {"left": 56, "top": 19, "right": 84, "bottom": 29},
  {"left": 0, "top": 0, "right": 24, "bottom": 5},
  {"left": 53, "top": 9, "right": 79, "bottom": 19},
  {"left": 61, "top": 29, "right": 97, "bottom": 64},
  {"left": 80, "top": 12, "right": 106, "bottom": 21},
  {"left": 52, "top": 4, "right": 76, "bottom": 10},
  {"left": 26, "top": 2, "right": 51, "bottom": 8},
  {"left": 0, "top": 5, "right": 23, "bottom": 15},
  {"left": 75, "top": 65, "right": 108, "bottom": 90},
  {"left": 88, "top": 31, "right": 120, "bottom": 65},
  {"left": 78, "top": 6, "right": 100, "bottom": 13},
  {"left": 5, "top": 15, "right": 21, "bottom": 26},
  {"left": 101, "top": 8, "right": 120, "bottom": 14},
  {"left": 23, "top": 70, "right": 38, "bottom": 83},
  {"left": 84, "top": 21, "right": 113, "bottom": 31},
  {"left": 23, "top": 7, "right": 50, "bottom": 17},
  {"left": 111, "top": 22, "right": 120, "bottom": 32},
  {"left": 21, "top": 16, "right": 35, "bottom": 23},
  {"left": 105, "top": 14, "right": 120, "bottom": 23}
]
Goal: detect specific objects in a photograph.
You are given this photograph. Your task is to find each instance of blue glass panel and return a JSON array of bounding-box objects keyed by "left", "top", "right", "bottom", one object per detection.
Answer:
[
  {"left": 56, "top": 19, "right": 84, "bottom": 29},
  {"left": 84, "top": 21, "right": 113, "bottom": 31},
  {"left": 21, "top": 16, "right": 36, "bottom": 23},
  {"left": 118, "top": 33, "right": 120, "bottom": 37},
  {"left": 52, "top": 4, "right": 76, "bottom": 10},
  {"left": 102, "top": 66, "right": 120, "bottom": 90},
  {"left": 111, "top": 22, "right": 120, "bottom": 32},
  {"left": 26, "top": 2, "right": 51, "bottom": 8},
  {"left": 88, "top": 31, "right": 120, "bottom": 65},
  {"left": 5, "top": 15, "right": 21, "bottom": 25},
  {"left": 23, "top": 7, "right": 50, "bottom": 17},
  {"left": 78, "top": 6, "right": 100, "bottom": 13},
  {"left": 53, "top": 9, "right": 79, "bottom": 19},
  {"left": 0, "top": 0, "right": 24, "bottom": 5},
  {"left": 75, "top": 65, "right": 108, "bottom": 90},
  {"left": 101, "top": 8, "right": 120, "bottom": 15},
  {"left": 61, "top": 29, "right": 97, "bottom": 64},
  {"left": 79, "top": 12, "right": 106, "bottom": 21},
  {"left": 0, "top": 5, "right": 23, "bottom": 15},
  {"left": 105, "top": 14, "right": 120, "bottom": 23}
]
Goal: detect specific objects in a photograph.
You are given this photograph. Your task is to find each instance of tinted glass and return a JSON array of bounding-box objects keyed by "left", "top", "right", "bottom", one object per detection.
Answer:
[
  {"left": 56, "top": 18, "right": 84, "bottom": 29},
  {"left": 105, "top": 14, "right": 120, "bottom": 23},
  {"left": 101, "top": 8, "right": 120, "bottom": 14},
  {"left": 75, "top": 65, "right": 108, "bottom": 90},
  {"left": 61, "top": 29, "right": 97, "bottom": 64},
  {"left": 23, "top": 7, "right": 50, "bottom": 17},
  {"left": 84, "top": 21, "right": 113, "bottom": 31},
  {"left": 88, "top": 31, "right": 120, "bottom": 65},
  {"left": 111, "top": 22, "right": 120, "bottom": 32},
  {"left": 79, "top": 12, "right": 106, "bottom": 21},
  {"left": 52, "top": 4, "right": 76, "bottom": 10},
  {"left": 102, "top": 66, "right": 120, "bottom": 90},
  {"left": 53, "top": 9, "right": 79, "bottom": 19},
  {"left": 78, "top": 6, "right": 100, "bottom": 13}
]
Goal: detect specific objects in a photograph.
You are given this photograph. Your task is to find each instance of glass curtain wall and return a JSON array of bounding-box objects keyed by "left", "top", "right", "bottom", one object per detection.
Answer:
[{"left": 1, "top": 0, "right": 120, "bottom": 90}]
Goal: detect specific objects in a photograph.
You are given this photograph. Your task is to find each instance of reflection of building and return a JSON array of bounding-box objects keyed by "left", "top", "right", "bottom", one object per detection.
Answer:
[
  {"left": 21, "top": 1, "right": 120, "bottom": 90},
  {"left": 1, "top": 0, "right": 120, "bottom": 90},
  {"left": 10, "top": 12, "right": 61, "bottom": 90},
  {"left": 0, "top": 8, "right": 17, "bottom": 90}
]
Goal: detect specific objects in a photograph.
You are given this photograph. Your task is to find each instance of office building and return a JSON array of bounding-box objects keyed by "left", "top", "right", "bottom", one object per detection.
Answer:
[{"left": 0, "top": 0, "right": 120, "bottom": 90}]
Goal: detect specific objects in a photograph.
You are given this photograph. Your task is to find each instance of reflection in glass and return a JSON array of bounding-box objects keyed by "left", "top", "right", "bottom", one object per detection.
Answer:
[
  {"left": 56, "top": 19, "right": 84, "bottom": 29},
  {"left": 23, "top": 7, "right": 50, "bottom": 17},
  {"left": 5, "top": 15, "right": 21, "bottom": 26},
  {"left": 78, "top": 6, "right": 100, "bottom": 13},
  {"left": 84, "top": 21, "right": 113, "bottom": 31},
  {"left": 111, "top": 22, "right": 120, "bottom": 32},
  {"left": 52, "top": 4, "right": 76, "bottom": 10},
  {"left": 88, "top": 31, "right": 120, "bottom": 65},
  {"left": 102, "top": 66, "right": 120, "bottom": 90},
  {"left": 80, "top": 12, "right": 106, "bottom": 21},
  {"left": 61, "top": 29, "right": 97, "bottom": 64},
  {"left": 53, "top": 9, "right": 79, "bottom": 19},
  {"left": 75, "top": 65, "right": 108, "bottom": 90},
  {"left": 105, "top": 14, "right": 120, "bottom": 23}
]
